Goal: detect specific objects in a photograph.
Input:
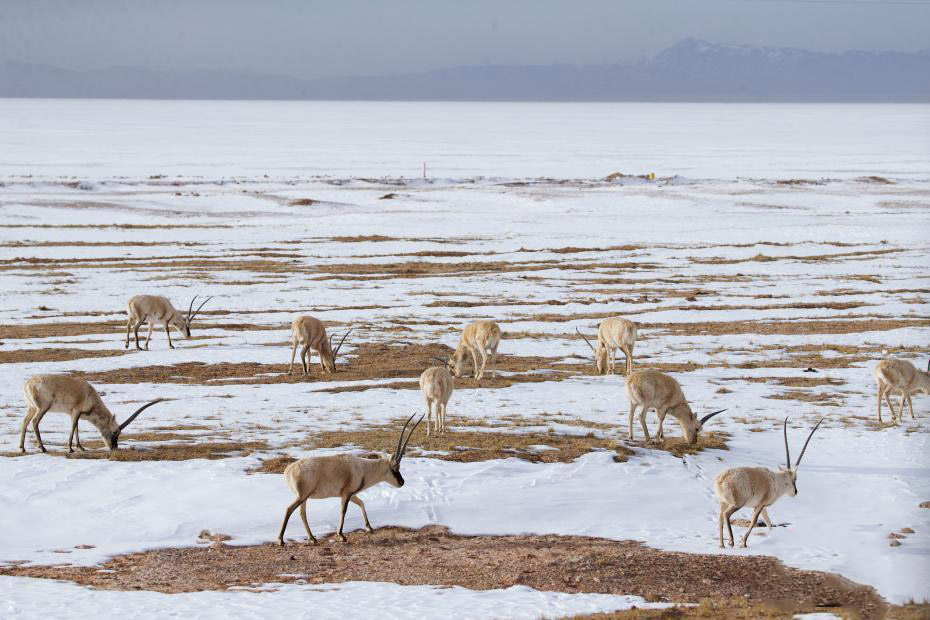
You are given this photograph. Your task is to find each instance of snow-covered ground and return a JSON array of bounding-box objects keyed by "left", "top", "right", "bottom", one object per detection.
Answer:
[{"left": 0, "top": 101, "right": 928, "bottom": 617}]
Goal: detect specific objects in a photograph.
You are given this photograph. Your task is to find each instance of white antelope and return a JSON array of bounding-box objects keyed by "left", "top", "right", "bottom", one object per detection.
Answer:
[
  {"left": 577, "top": 317, "right": 637, "bottom": 375},
  {"left": 125, "top": 294, "right": 212, "bottom": 350},
  {"left": 420, "top": 364, "right": 454, "bottom": 436},
  {"left": 288, "top": 316, "right": 353, "bottom": 377},
  {"left": 714, "top": 417, "right": 823, "bottom": 548},
  {"left": 277, "top": 414, "right": 423, "bottom": 546},
  {"left": 875, "top": 359, "right": 930, "bottom": 423},
  {"left": 19, "top": 375, "right": 164, "bottom": 453},
  {"left": 448, "top": 320, "right": 501, "bottom": 380},
  {"left": 625, "top": 369, "right": 725, "bottom": 444}
]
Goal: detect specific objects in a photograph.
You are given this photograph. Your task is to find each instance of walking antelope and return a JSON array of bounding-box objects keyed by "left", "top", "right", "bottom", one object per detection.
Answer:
[
  {"left": 288, "top": 316, "right": 353, "bottom": 377},
  {"left": 577, "top": 317, "right": 637, "bottom": 375},
  {"left": 875, "top": 359, "right": 930, "bottom": 423},
  {"left": 420, "top": 364, "right": 454, "bottom": 436},
  {"left": 714, "top": 417, "right": 823, "bottom": 548},
  {"left": 625, "top": 369, "right": 724, "bottom": 444},
  {"left": 125, "top": 294, "right": 212, "bottom": 350},
  {"left": 19, "top": 375, "right": 163, "bottom": 453},
  {"left": 277, "top": 414, "right": 423, "bottom": 546},
  {"left": 448, "top": 320, "right": 501, "bottom": 380}
]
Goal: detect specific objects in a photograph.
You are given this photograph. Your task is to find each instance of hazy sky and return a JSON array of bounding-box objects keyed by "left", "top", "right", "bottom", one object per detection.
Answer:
[{"left": 2, "top": 0, "right": 928, "bottom": 79}]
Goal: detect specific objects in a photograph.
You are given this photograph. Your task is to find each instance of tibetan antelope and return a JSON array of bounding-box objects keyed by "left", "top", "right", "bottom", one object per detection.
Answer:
[
  {"left": 420, "top": 365, "right": 454, "bottom": 436},
  {"left": 577, "top": 317, "right": 637, "bottom": 375},
  {"left": 625, "top": 369, "right": 724, "bottom": 444},
  {"left": 288, "top": 316, "right": 353, "bottom": 377},
  {"left": 448, "top": 320, "right": 501, "bottom": 380},
  {"left": 125, "top": 294, "right": 212, "bottom": 350},
  {"left": 875, "top": 359, "right": 930, "bottom": 423},
  {"left": 19, "top": 375, "right": 163, "bottom": 453},
  {"left": 278, "top": 414, "right": 423, "bottom": 546},
  {"left": 714, "top": 417, "right": 823, "bottom": 548}
]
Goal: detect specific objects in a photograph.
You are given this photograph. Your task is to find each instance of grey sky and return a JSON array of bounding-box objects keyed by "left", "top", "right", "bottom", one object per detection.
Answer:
[{"left": 2, "top": 0, "right": 928, "bottom": 79}]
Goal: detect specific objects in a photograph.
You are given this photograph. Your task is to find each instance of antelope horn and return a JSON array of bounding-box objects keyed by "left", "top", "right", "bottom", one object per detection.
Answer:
[
  {"left": 926, "top": 358, "right": 929, "bottom": 373},
  {"left": 118, "top": 398, "right": 165, "bottom": 432},
  {"left": 187, "top": 295, "right": 198, "bottom": 322},
  {"left": 699, "top": 409, "right": 726, "bottom": 426},
  {"left": 575, "top": 327, "right": 596, "bottom": 353},
  {"left": 332, "top": 328, "right": 353, "bottom": 357},
  {"left": 393, "top": 412, "right": 417, "bottom": 463},
  {"left": 794, "top": 417, "right": 824, "bottom": 469},
  {"left": 783, "top": 416, "right": 791, "bottom": 470},
  {"left": 189, "top": 296, "right": 213, "bottom": 322},
  {"left": 398, "top": 414, "right": 425, "bottom": 463}
]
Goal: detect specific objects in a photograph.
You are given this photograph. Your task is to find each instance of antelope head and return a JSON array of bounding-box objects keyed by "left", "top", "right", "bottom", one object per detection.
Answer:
[
  {"left": 103, "top": 398, "right": 165, "bottom": 450},
  {"left": 386, "top": 413, "right": 424, "bottom": 487},
  {"left": 323, "top": 328, "right": 353, "bottom": 373},
  {"left": 780, "top": 416, "right": 824, "bottom": 496},
  {"left": 576, "top": 327, "right": 608, "bottom": 375},
  {"left": 678, "top": 406, "right": 726, "bottom": 444},
  {"left": 179, "top": 295, "right": 213, "bottom": 337}
]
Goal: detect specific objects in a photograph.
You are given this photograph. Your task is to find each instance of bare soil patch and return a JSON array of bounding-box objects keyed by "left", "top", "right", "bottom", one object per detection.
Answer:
[
  {"left": 72, "top": 342, "right": 583, "bottom": 387},
  {"left": 301, "top": 422, "right": 631, "bottom": 466},
  {"left": 6, "top": 440, "right": 266, "bottom": 461},
  {"left": 0, "top": 526, "right": 884, "bottom": 618},
  {"left": 0, "top": 348, "right": 130, "bottom": 364}
]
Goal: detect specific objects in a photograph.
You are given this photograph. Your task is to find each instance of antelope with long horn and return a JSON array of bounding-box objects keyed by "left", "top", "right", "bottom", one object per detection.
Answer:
[
  {"left": 19, "top": 375, "right": 164, "bottom": 453},
  {"left": 448, "top": 320, "right": 501, "bottom": 381},
  {"left": 577, "top": 317, "right": 637, "bottom": 375},
  {"left": 278, "top": 413, "right": 424, "bottom": 546},
  {"left": 874, "top": 358, "right": 930, "bottom": 423},
  {"left": 714, "top": 417, "right": 824, "bottom": 548},
  {"left": 125, "top": 294, "right": 213, "bottom": 350},
  {"left": 288, "top": 316, "right": 352, "bottom": 377},
  {"left": 625, "top": 369, "right": 725, "bottom": 444},
  {"left": 420, "top": 365, "right": 454, "bottom": 436}
]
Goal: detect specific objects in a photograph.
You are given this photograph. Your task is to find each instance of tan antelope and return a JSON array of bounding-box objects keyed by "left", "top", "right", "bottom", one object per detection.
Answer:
[
  {"left": 625, "top": 369, "right": 724, "bottom": 444},
  {"left": 420, "top": 364, "right": 454, "bottom": 435},
  {"left": 875, "top": 359, "right": 930, "bottom": 423},
  {"left": 577, "top": 317, "right": 637, "bottom": 375},
  {"left": 125, "top": 294, "right": 212, "bottom": 350},
  {"left": 448, "top": 320, "right": 501, "bottom": 380},
  {"left": 278, "top": 414, "right": 423, "bottom": 546},
  {"left": 288, "top": 316, "right": 353, "bottom": 377},
  {"left": 19, "top": 375, "right": 163, "bottom": 453},
  {"left": 714, "top": 417, "right": 823, "bottom": 548}
]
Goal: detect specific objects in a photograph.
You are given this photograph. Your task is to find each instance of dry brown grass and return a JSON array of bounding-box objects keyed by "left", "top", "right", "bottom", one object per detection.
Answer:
[
  {"left": 765, "top": 391, "right": 844, "bottom": 406},
  {"left": 0, "top": 526, "right": 885, "bottom": 618},
  {"left": 692, "top": 248, "right": 901, "bottom": 265},
  {"left": 72, "top": 342, "right": 583, "bottom": 388},
  {"left": 627, "top": 431, "right": 730, "bottom": 458},
  {"left": 0, "top": 347, "right": 133, "bottom": 364},
  {"left": 733, "top": 376, "right": 844, "bottom": 388},
  {"left": 4, "top": 438, "right": 266, "bottom": 461},
  {"left": 297, "top": 420, "right": 632, "bottom": 466}
]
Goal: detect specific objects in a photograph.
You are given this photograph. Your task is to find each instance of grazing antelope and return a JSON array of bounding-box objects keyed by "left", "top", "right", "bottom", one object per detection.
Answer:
[
  {"left": 288, "top": 316, "right": 352, "bottom": 377},
  {"left": 278, "top": 413, "right": 423, "bottom": 546},
  {"left": 714, "top": 417, "right": 823, "bottom": 548},
  {"left": 125, "top": 294, "right": 212, "bottom": 350},
  {"left": 420, "top": 364, "right": 454, "bottom": 436},
  {"left": 875, "top": 359, "right": 930, "bottom": 423},
  {"left": 625, "top": 369, "right": 724, "bottom": 444},
  {"left": 577, "top": 317, "right": 637, "bottom": 375},
  {"left": 19, "top": 375, "right": 163, "bottom": 453},
  {"left": 448, "top": 320, "right": 501, "bottom": 380}
]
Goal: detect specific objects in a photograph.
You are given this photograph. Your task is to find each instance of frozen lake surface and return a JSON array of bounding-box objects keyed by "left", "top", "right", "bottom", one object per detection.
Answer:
[{"left": 1, "top": 99, "right": 928, "bottom": 179}]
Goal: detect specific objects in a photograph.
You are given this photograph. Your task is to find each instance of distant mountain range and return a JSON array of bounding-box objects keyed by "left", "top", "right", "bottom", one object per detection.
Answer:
[{"left": 2, "top": 39, "right": 928, "bottom": 102}]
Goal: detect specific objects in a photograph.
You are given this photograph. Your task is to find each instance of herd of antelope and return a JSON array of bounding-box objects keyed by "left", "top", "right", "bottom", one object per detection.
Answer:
[{"left": 13, "top": 294, "right": 929, "bottom": 550}]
